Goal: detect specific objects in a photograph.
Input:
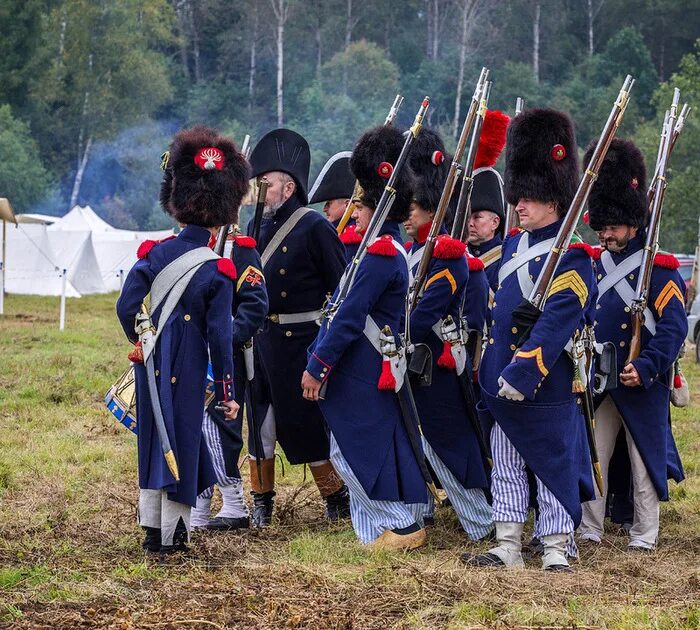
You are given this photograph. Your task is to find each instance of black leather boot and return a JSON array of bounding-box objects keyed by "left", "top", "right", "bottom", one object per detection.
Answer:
[
  {"left": 324, "top": 485, "right": 350, "bottom": 521},
  {"left": 251, "top": 491, "right": 275, "bottom": 528},
  {"left": 142, "top": 527, "right": 161, "bottom": 554},
  {"left": 160, "top": 518, "right": 189, "bottom": 554}
]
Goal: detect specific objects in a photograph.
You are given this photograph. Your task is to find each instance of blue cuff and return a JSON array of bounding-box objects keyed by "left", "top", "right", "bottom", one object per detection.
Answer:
[
  {"left": 631, "top": 357, "right": 657, "bottom": 390},
  {"left": 306, "top": 353, "right": 333, "bottom": 383},
  {"left": 501, "top": 361, "right": 544, "bottom": 402},
  {"left": 215, "top": 378, "right": 234, "bottom": 402}
]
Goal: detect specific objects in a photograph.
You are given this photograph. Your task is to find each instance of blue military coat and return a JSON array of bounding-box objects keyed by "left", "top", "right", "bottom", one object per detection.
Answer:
[
  {"left": 592, "top": 236, "right": 686, "bottom": 499},
  {"left": 307, "top": 221, "right": 428, "bottom": 504},
  {"left": 469, "top": 234, "right": 503, "bottom": 293},
  {"left": 116, "top": 225, "right": 235, "bottom": 507},
  {"left": 408, "top": 233, "right": 489, "bottom": 489},
  {"left": 250, "top": 194, "right": 346, "bottom": 463},
  {"left": 478, "top": 220, "right": 596, "bottom": 526}
]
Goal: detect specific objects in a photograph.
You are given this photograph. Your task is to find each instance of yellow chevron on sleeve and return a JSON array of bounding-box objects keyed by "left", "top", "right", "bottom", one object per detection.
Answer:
[
  {"left": 654, "top": 280, "right": 684, "bottom": 316},
  {"left": 236, "top": 264, "right": 265, "bottom": 292},
  {"left": 547, "top": 270, "right": 588, "bottom": 307},
  {"left": 514, "top": 346, "right": 549, "bottom": 376},
  {"left": 425, "top": 269, "right": 457, "bottom": 294}
]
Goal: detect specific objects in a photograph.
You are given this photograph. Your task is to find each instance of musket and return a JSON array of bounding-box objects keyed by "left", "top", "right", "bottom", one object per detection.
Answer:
[
  {"left": 409, "top": 68, "right": 488, "bottom": 311},
  {"left": 251, "top": 176, "right": 269, "bottom": 243},
  {"left": 503, "top": 97, "right": 524, "bottom": 233},
  {"left": 336, "top": 94, "right": 405, "bottom": 235},
  {"left": 450, "top": 80, "right": 492, "bottom": 243},
  {"left": 628, "top": 89, "right": 681, "bottom": 363},
  {"left": 647, "top": 103, "right": 690, "bottom": 208}
]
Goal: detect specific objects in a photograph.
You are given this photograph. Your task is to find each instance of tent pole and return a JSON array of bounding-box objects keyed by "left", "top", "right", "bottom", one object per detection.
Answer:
[
  {"left": 0, "top": 219, "right": 5, "bottom": 315},
  {"left": 59, "top": 268, "right": 67, "bottom": 330}
]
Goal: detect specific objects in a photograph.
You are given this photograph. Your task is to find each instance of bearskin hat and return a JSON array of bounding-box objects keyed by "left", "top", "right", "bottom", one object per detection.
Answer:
[
  {"left": 350, "top": 125, "right": 414, "bottom": 222},
  {"left": 249, "top": 128, "right": 311, "bottom": 205},
  {"left": 585, "top": 138, "right": 647, "bottom": 231},
  {"left": 408, "top": 128, "right": 449, "bottom": 212},
  {"left": 504, "top": 108, "right": 579, "bottom": 215},
  {"left": 160, "top": 125, "right": 250, "bottom": 228},
  {"left": 471, "top": 110, "right": 510, "bottom": 232}
]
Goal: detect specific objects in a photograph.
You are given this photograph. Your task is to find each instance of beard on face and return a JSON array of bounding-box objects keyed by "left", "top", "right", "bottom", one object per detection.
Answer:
[
  {"left": 604, "top": 234, "right": 629, "bottom": 252},
  {"left": 263, "top": 188, "right": 286, "bottom": 217}
]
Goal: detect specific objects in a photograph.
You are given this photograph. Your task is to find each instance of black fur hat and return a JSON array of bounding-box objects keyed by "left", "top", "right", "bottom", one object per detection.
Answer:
[
  {"left": 504, "top": 108, "right": 579, "bottom": 215},
  {"left": 160, "top": 125, "right": 250, "bottom": 227},
  {"left": 585, "top": 138, "right": 647, "bottom": 231},
  {"left": 249, "top": 128, "right": 311, "bottom": 204},
  {"left": 408, "top": 128, "right": 449, "bottom": 212},
  {"left": 350, "top": 125, "right": 414, "bottom": 222}
]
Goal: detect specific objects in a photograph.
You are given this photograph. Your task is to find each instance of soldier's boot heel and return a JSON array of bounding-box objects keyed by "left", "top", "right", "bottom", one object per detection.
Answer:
[
  {"left": 251, "top": 491, "right": 275, "bottom": 528},
  {"left": 324, "top": 485, "right": 351, "bottom": 521},
  {"left": 542, "top": 534, "right": 573, "bottom": 572},
  {"left": 461, "top": 521, "right": 525, "bottom": 568},
  {"left": 142, "top": 527, "right": 161, "bottom": 554}
]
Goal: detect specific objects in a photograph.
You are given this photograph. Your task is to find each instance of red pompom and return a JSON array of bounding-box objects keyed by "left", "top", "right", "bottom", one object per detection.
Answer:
[
  {"left": 137, "top": 240, "right": 157, "bottom": 260},
  {"left": 653, "top": 253, "right": 680, "bottom": 270},
  {"left": 474, "top": 110, "right": 510, "bottom": 169},
  {"left": 128, "top": 341, "right": 144, "bottom": 364},
  {"left": 583, "top": 210, "right": 590, "bottom": 225},
  {"left": 551, "top": 144, "right": 566, "bottom": 161},
  {"left": 568, "top": 242, "right": 595, "bottom": 257},
  {"left": 591, "top": 246, "right": 603, "bottom": 261},
  {"left": 508, "top": 227, "right": 522, "bottom": 237},
  {"left": 631, "top": 177, "right": 639, "bottom": 190},
  {"left": 367, "top": 235, "right": 397, "bottom": 257},
  {"left": 403, "top": 241, "right": 413, "bottom": 252},
  {"left": 377, "top": 162, "right": 393, "bottom": 178},
  {"left": 340, "top": 226, "right": 362, "bottom": 245},
  {"left": 194, "top": 147, "right": 225, "bottom": 170},
  {"left": 674, "top": 373, "right": 682, "bottom": 389},
  {"left": 437, "top": 341, "right": 456, "bottom": 370},
  {"left": 217, "top": 258, "right": 237, "bottom": 280},
  {"left": 433, "top": 235, "right": 466, "bottom": 260},
  {"left": 207, "top": 234, "right": 217, "bottom": 249},
  {"left": 467, "top": 256, "right": 485, "bottom": 272},
  {"left": 232, "top": 235, "right": 257, "bottom": 249},
  {"left": 377, "top": 359, "right": 396, "bottom": 390},
  {"left": 431, "top": 150, "right": 444, "bottom": 166}
]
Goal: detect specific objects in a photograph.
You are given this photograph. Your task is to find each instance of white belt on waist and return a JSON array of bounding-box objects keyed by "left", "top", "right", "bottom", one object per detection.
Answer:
[{"left": 268, "top": 309, "right": 323, "bottom": 325}]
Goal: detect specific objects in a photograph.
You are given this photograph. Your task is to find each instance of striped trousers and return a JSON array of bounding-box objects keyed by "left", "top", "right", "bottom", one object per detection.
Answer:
[
  {"left": 409, "top": 438, "right": 493, "bottom": 540},
  {"left": 491, "top": 423, "right": 574, "bottom": 538},
  {"left": 330, "top": 434, "right": 417, "bottom": 544}
]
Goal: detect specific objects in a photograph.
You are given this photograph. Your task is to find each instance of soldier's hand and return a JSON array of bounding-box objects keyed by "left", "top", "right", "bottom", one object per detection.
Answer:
[
  {"left": 620, "top": 363, "right": 641, "bottom": 387},
  {"left": 497, "top": 376, "right": 525, "bottom": 401},
  {"left": 301, "top": 370, "right": 322, "bottom": 401},
  {"left": 221, "top": 400, "right": 240, "bottom": 420}
]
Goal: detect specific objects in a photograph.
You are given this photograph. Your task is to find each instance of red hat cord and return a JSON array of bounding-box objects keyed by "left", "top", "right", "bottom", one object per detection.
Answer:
[
  {"left": 631, "top": 177, "right": 639, "bottom": 190},
  {"left": 431, "top": 150, "right": 444, "bottom": 166},
  {"left": 551, "top": 144, "right": 566, "bottom": 161},
  {"left": 377, "top": 161, "right": 393, "bottom": 178},
  {"left": 195, "top": 147, "right": 225, "bottom": 170}
]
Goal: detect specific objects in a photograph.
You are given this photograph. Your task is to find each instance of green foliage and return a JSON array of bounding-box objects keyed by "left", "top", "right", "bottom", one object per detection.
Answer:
[{"left": 0, "top": 105, "right": 50, "bottom": 212}]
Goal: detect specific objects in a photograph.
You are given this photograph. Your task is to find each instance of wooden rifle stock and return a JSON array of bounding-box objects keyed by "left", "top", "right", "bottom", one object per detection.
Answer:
[
  {"left": 336, "top": 94, "right": 405, "bottom": 235},
  {"left": 252, "top": 176, "right": 269, "bottom": 242},
  {"left": 409, "top": 68, "right": 488, "bottom": 311},
  {"left": 627, "top": 89, "right": 681, "bottom": 363},
  {"left": 504, "top": 97, "right": 525, "bottom": 233}
]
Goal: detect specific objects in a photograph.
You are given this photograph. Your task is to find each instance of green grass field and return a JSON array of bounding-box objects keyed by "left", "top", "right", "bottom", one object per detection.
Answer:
[{"left": 0, "top": 293, "right": 698, "bottom": 629}]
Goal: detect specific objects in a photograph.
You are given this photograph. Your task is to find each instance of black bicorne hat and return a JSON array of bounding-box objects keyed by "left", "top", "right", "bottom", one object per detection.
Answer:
[
  {"left": 504, "top": 108, "right": 579, "bottom": 215},
  {"left": 308, "top": 151, "right": 355, "bottom": 204},
  {"left": 350, "top": 125, "right": 414, "bottom": 223},
  {"left": 408, "top": 128, "right": 449, "bottom": 212},
  {"left": 160, "top": 125, "right": 250, "bottom": 228},
  {"left": 585, "top": 138, "right": 647, "bottom": 231},
  {"left": 249, "top": 128, "right": 311, "bottom": 204}
]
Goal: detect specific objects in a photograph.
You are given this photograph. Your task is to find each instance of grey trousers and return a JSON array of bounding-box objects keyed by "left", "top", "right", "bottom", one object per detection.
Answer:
[
  {"left": 138, "top": 489, "right": 191, "bottom": 546},
  {"left": 579, "top": 395, "right": 659, "bottom": 549}
]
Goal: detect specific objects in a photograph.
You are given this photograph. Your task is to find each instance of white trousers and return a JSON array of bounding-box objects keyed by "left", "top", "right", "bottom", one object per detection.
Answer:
[
  {"left": 138, "top": 489, "right": 190, "bottom": 546},
  {"left": 579, "top": 395, "right": 659, "bottom": 549}
]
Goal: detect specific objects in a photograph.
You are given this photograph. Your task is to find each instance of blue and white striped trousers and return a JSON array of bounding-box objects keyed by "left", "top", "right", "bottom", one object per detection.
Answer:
[
  {"left": 490, "top": 423, "right": 573, "bottom": 537},
  {"left": 330, "top": 434, "right": 417, "bottom": 544},
  {"left": 409, "top": 438, "right": 493, "bottom": 540},
  {"left": 199, "top": 410, "right": 241, "bottom": 500}
]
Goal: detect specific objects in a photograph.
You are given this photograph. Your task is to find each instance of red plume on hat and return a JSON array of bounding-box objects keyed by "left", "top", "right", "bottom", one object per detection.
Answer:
[{"left": 474, "top": 110, "right": 510, "bottom": 169}]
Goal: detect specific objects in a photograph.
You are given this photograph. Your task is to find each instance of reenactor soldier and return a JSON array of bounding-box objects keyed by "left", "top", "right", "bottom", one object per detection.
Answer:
[
  {"left": 578, "top": 138, "right": 686, "bottom": 550},
  {"left": 308, "top": 151, "right": 361, "bottom": 261},
  {"left": 466, "top": 110, "right": 510, "bottom": 294},
  {"left": 301, "top": 125, "right": 429, "bottom": 551},
  {"left": 248, "top": 129, "right": 350, "bottom": 526},
  {"left": 463, "top": 109, "right": 597, "bottom": 572},
  {"left": 116, "top": 126, "right": 248, "bottom": 554},
  {"left": 404, "top": 129, "right": 493, "bottom": 539},
  {"left": 192, "top": 230, "right": 269, "bottom": 530}
]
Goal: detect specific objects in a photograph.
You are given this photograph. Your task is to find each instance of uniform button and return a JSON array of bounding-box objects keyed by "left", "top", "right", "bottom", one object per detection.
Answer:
[
  {"left": 535, "top": 256, "right": 541, "bottom": 262},
  {"left": 279, "top": 268, "right": 286, "bottom": 275},
  {"left": 226, "top": 374, "right": 231, "bottom": 379},
  {"left": 628, "top": 274, "right": 635, "bottom": 280},
  {"left": 155, "top": 370, "right": 159, "bottom": 376},
  {"left": 619, "top": 341, "right": 626, "bottom": 347},
  {"left": 621, "top": 323, "right": 627, "bottom": 329},
  {"left": 596, "top": 304, "right": 601, "bottom": 309},
  {"left": 269, "top": 314, "right": 279, "bottom": 323},
  {"left": 492, "top": 302, "right": 497, "bottom": 308},
  {"left": 597, "top": 274, "right": 602, "bottom": 280},
  {"left": 184, "top": 314, "right": 191, "bottom": 321},
  {"left": 282, "top": 246, "right": 288, "bottom": 253},
  {"left": 171, "top": 377, "right": 177, "bottom": 384},
  {"left": 322, "top": 367, "right": 328, "bottom": 373},
  {"left": 492, "top": 320, "right": 496, "bottom": 326},
  {"left": 489, "top": 338, "right": 494, "bottom": 345},
  {"left": 285, "top": 330, "right": 292, "bottom": 337},
  {"left": 624, "top": 306, "right": 630, "bottom": 313},
  {"left": 510, "top": 344, "right": 516, "bottom": 351},
  {"left": 511, "top": 327, "right": 518, "bottom": 334},
  {"left": 281, "top": 291, "right": 288, "bottom": 298},
  {"left": 576, "top": 398, "right": 582, "bottom": 404},
  {"left": 512, "top": 253, "right": 517, "bottom": 258}
]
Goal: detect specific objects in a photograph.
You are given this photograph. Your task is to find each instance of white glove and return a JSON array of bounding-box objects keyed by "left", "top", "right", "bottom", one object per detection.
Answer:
[{"left": 498, "top": 376, "right": 524, "bottom": 401}]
